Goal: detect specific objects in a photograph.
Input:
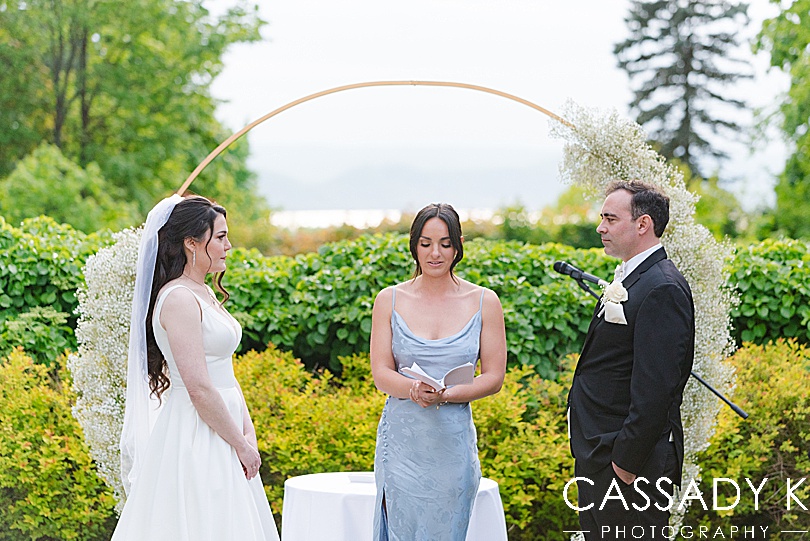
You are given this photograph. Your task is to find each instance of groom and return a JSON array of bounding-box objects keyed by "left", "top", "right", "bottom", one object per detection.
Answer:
[{"left": 567, "top": 180, "right": 695, "bottom": 539}]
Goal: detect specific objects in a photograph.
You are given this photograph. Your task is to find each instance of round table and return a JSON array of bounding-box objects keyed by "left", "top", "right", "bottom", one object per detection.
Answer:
[{"left": 281, "top": 471, "right": 508, "bottom": 541}]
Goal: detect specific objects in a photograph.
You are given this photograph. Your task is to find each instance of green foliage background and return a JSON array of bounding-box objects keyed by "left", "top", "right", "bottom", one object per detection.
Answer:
[
  {"left": 0, "top": 145, "right": 140, "bottom": 233},
  {"left": 0, "top": 0, "right": 263, "bottom": 202},
  {"left": 0, "top": 0, "right": 274, "bottom": 252},
  {"left": 614, "top": 0, "right": 751, "bottom": 180},
  {"left": 728, "top": 238, "right": 810, "bottom": 345},
  {"left": 2, "top": 339, "right": 807, "bottom": 539},
  {"left": 0, "top": 216, "right": 112, "bottom": 363},
  {"left": 5, "top": 217, "right": 810, "bottom": 374},
  {"left": 756, "top": 0, "right": 810, "bottom": 240},
  {"left": 1, "top": 0, "right": 808, "bottom": 535},
  {"left": 0, "top": 350, "right": 117, "bottom": 540}
]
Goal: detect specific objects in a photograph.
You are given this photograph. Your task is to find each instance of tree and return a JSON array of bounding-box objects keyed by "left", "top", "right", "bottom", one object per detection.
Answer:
[
  {"left": 0, "top": 0, "right": 267, "bottom": 217},
  {"left": 0, "top": 144, "right": 140, "bottom": 232},
  {"left": 756, "top": 0, "right": 810, "bottom": 238},
  {"left": 614, "top": 0, "right": 752, "bottom": 181},
  {"left": 0, "top": 7, "right": 49, "bottom": 175},
  {"left": 494, "top": 186, "right": 603, "bottom": 249},
  {"left": 692, "top": 176, "right": 747, "bottom": 239}
]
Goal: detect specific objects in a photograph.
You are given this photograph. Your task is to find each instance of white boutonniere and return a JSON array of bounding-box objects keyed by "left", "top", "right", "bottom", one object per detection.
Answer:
[{"left": 601, "top": 280, "right": 628, "bottom": 324}]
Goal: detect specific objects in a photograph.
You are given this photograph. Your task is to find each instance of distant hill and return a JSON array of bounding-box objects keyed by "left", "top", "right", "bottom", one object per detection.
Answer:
[{"left": 255, "top": 162, "right": 565, "bottom": 211}]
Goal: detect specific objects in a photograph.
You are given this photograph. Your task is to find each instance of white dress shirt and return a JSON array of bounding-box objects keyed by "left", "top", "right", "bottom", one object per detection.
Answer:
[{"left": 619, "top": 243, "right": 663, "bottom": 282}]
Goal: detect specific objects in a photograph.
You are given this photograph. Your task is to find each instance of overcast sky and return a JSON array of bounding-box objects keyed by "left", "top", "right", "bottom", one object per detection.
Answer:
[{"left": 208, "top": 0, "right": 788, "bottom": 212}]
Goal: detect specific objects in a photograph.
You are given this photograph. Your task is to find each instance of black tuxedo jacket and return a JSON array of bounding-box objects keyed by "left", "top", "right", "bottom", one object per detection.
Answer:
[{"left": 568, "top": 247, "right": 694, "bottom": 485}]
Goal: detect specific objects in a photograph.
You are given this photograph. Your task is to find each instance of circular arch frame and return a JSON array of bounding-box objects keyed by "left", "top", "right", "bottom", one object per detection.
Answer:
[{"left": 175, "top": 80, "right": 572, "bottom": 195}]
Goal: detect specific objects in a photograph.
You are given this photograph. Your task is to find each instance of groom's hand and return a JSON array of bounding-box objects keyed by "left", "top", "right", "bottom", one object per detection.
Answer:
[{"left": 612, "top": 462, "right": 636, "bottom": 485}]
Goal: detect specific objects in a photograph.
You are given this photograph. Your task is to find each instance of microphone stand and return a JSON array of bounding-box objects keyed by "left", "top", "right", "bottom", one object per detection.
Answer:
[{"left": 575, "top": 279, "right": 749, "bottom": 420}]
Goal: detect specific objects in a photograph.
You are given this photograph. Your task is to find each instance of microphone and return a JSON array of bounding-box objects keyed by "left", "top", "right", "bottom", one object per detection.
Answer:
[{"left": 553, "top": 261, "right": 609, "bottom": 287}]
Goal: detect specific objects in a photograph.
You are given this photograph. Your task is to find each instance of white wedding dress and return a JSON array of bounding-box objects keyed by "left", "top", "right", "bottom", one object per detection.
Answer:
[{"left": 112, "top": 284, "right": 279, "bottom": 541}]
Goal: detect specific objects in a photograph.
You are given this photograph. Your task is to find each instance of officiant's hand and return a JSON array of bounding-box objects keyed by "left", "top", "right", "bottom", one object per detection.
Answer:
[{"left": 409, "top": 381, "right": 444, "bottom": 408}]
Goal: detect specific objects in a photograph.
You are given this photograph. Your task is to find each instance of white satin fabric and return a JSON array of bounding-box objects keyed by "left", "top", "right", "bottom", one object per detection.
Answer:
[{"left": 112, "top": 285, "right": 279, "bottom": 541}]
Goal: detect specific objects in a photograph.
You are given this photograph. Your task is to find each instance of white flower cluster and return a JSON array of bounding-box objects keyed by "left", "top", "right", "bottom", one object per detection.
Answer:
[
  {"left": 551, "top": 101, "right": 738, "bottom": 527},
  {"left": 67, "top": 226, "right": 142, "bottom": 510}
]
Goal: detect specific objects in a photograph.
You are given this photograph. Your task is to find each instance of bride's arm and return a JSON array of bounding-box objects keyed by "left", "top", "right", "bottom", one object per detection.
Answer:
[{"left": 161, "top": 287, "right": 260, "bottom": 479}]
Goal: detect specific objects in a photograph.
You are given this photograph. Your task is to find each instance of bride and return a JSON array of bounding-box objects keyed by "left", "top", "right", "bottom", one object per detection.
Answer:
[{"left": 111, "top": 194, "right": 279, "bottom": 541}]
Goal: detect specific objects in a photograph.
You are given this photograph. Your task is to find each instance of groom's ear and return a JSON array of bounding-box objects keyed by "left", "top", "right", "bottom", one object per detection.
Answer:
[{"left": 636, "top": 215, "right": 653, "bottom": 236}]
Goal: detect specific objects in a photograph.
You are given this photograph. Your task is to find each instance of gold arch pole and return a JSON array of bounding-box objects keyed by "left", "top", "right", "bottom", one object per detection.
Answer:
[{"left": 176, "top": 80, "right": 572, "bottom": 195}]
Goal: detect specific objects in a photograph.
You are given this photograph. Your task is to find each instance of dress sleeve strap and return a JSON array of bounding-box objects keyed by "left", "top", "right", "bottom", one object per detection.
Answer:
[{"left": 154, "top": 284, "right": 203, "bottom": 321}]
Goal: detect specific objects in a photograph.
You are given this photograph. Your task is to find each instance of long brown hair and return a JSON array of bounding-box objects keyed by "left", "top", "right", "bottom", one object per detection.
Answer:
[{"left": 146, "top": 195, "right": 229, "bottom": 400}]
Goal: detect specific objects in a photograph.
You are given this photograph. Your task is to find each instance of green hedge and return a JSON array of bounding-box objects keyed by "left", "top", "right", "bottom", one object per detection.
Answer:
[
  {"left": 0, "top": 216, "right": 112, "bottom": 363},
  {"left": 729, "top": 239, "right": 810, "bottom": 345},
  {"left": 226, "top": 235, "right": 616, "bottom": 377},
  {"left": 0, "top": 349, "right": 117, "bottom": 540},
  {"left": 4, "top": 215, "right": 810, "bottom": 376},
  {"left": 227, "top": 235, "right": 810, "bottom": 377},
  {"left": 3, "top": 341, "right": 807, "bottom": 539}
]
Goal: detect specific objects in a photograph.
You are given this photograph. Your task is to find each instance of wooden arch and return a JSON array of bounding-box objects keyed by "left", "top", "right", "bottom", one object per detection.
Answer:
[{"left": 175, "top": 80, "right": 571, "bottom": 194}]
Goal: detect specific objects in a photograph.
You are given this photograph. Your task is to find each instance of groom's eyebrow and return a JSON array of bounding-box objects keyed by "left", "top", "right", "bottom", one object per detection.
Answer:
[{"left": 600, "top": 212, "right": 619, "bottom": 219}]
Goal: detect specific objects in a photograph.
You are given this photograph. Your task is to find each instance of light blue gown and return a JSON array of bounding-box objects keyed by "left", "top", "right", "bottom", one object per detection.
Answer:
[{"left": 373, "top": 287, "right": 483, "bottom": 541}]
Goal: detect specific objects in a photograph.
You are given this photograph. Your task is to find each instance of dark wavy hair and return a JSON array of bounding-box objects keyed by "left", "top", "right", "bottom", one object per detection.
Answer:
[
  {"left": 606, "top": 180, "right": 670, "bottom": 237},
  {"left": 409, "top": 203, "right": 464, "bottom": 281},
  {"left": 146, "top": 195, "right": 228, "bottom": 400}
]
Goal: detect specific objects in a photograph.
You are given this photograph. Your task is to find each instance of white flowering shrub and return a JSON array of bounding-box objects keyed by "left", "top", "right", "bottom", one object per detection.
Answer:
[
  {"left": 67, "top": 227, "right": 142, "bottom": 510},
  {"left": 550, "top": 101, "right": 738, "bottom": 528}
]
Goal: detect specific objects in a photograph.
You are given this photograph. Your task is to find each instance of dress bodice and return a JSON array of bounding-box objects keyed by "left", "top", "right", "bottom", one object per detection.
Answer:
[
  {"left": 152, "top": 284, "right": 242, "bottom": 389},
  {"left": 390, "top": 286, "right": 483, "bottom": 384}
]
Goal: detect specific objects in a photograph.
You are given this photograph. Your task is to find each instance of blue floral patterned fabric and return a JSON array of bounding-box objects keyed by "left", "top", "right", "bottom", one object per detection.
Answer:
[{"left": 373, "top": 288, "right": 483, "bottom": 541}]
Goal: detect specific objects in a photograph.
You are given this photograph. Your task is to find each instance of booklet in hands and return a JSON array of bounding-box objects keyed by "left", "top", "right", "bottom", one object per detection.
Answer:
[{"left": 400, "top": 361, "right": 475, "bottom": 391}]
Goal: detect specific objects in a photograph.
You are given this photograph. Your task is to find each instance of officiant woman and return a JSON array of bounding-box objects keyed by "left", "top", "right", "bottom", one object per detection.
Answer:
[{"left": 369, "top": 202, "right": 507, "bottom": 541}]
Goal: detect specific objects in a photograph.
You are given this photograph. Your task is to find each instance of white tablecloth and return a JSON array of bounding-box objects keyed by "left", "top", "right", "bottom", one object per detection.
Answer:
[{"left": 281, "top": 472, "right": 508, "bottom": 541}]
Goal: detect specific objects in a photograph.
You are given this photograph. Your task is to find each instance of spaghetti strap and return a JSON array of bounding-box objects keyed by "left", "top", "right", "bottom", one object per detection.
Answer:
[
  {"left": 391, "top": 286, "right": 397, "bottom": 310},
  {"left": 479, "top": 289, "right": 485, "bottom": 310}
]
